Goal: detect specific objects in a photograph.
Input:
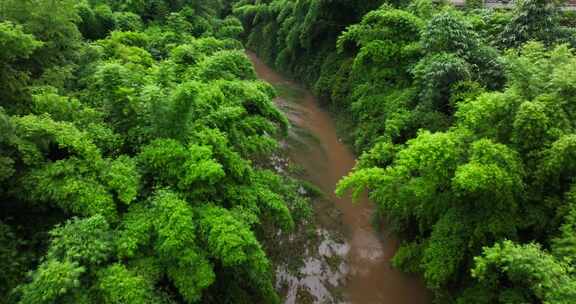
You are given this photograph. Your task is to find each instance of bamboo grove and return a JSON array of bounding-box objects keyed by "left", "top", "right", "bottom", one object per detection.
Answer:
[
  {"left": 2, "top": 0, "right": 576, "bottom": 303},
  {"left": 0, "top": 0, "right": 312, "bottom": 303},
  {"left": 233, "top": 0, "right": 576, "bottom": 303}
]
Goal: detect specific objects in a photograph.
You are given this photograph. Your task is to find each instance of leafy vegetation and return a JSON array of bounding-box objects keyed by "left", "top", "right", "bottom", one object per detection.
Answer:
[
  {"left": 3, "top": 0, "right": 576, "bottom": 303},
  {"left": 0, "top": 0, "right": 309, "bottom": 303},
  {"left": 339, "top": 42, "right": 576, "bottom": 302},
  {"left": 233, "top": 0, "right": 576, "bottom": 302}
]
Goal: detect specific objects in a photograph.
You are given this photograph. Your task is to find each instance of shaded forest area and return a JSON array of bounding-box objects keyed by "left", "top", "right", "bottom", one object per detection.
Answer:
[{"left": 2, "top": 0, "right": 576, "bottom": 303}]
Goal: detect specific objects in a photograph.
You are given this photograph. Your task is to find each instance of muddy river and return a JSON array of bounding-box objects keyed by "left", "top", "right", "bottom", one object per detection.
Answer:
[{"left": 248, "top": 52, "right": 430, "bottom": 304}]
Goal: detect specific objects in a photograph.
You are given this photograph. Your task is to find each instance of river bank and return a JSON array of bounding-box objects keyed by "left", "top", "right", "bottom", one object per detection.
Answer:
[{"left": 248, "top": 52, "right": 430, "bottom": 304}]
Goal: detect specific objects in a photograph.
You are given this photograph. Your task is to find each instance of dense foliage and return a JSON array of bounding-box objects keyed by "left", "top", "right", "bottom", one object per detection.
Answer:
[
  {"left": 234, "top": 0, "right": 576, "bottom": 303},
  {"left": 3, "top": 0, "right": 576, "bottom": 302},
  {"left": 0, "top": 0, "right": 309, "bottom": 303},
  {"left": 338, "top": 42, "right": 576, "bottom": 302}
]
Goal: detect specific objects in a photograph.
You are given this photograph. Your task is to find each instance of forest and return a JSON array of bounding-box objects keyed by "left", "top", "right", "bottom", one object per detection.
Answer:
[{"left": 1, "top": 0, "right": 576, "bottom": 303}]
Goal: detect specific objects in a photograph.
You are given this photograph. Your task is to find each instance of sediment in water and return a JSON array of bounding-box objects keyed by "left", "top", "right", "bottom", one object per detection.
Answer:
[{"left": 248, "top": 52, "right": 430, "bottom": 304}]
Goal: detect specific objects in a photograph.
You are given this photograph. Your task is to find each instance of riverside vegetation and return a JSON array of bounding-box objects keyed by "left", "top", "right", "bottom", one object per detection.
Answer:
[
  {"left": 234, "top": 0, "right": 576, "bottom": 303},
  {"left": 1, "top": 0, "right": 576, "bottom": 303},
  {"left": 0, "top": 1, "right": 312, "bottom": 303}
]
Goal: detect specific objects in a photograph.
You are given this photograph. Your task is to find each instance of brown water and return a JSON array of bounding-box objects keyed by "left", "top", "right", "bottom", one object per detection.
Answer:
[{"left": 248, "top": 52, "right": 430, "bottom": 304}]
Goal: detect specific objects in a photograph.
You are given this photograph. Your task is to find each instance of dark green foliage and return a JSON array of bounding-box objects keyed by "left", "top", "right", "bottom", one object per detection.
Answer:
[
  {"left": 112, "top": 11, "right": 144, "bottom": 32},
  {"left": 76, "top": 2, "right": 116, "bottom": 40},
  {"left": 0, "top": 21, "right": 43, "bottom": 107},
  {"left": 499, "top": 0, "right": 574, "bottom": 48},
  {"left": 235, "top": 1, "right": 505, "bottom": 152},
  {"left": 234, "top": 0, "right": 386, "bottom": 85},
  {"left": 413, "top": 52, "right": 471, "bottom": 112},
  {"left": 0, "top": 222, "right": 28, "bottom": 301},
  {"left": 1, "top": 0, "right": 83, "bottom": 69}
]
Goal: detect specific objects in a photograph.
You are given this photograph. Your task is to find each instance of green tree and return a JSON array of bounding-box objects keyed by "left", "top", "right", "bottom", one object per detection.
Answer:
[
  {"left": 0, "top": 21, "right": 42, "bottom": 109},
  {"left": 0, "top": 1, "right": 307, "bottom": 303},
  {"left": 471, "top": 241, "right": 576, "bottom": 303},
  {"left": 338, "top": 42, "right": 576, "bottom": 301},
  {"left": 499, "top": 0, "right": 574, "bottom": 48},
  {"left": 1, "top": 0, "right": 83, "bottom": 70}
]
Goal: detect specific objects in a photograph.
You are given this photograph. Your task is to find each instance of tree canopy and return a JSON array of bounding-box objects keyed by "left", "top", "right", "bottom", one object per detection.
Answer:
[
  {"left": 0, "top": 0, "right": 309, "bottom": 303},
  {"left": 3, "top": 0, "right": 576, "bottom": 303},
  {"left": 233, "top": 0, "right": 576, "bottom": 302}
]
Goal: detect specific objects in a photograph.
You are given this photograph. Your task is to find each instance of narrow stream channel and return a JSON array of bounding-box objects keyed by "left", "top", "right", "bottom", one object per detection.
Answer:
[{"left": 248, "top": 52, "right": 430, "bottom": 304}]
